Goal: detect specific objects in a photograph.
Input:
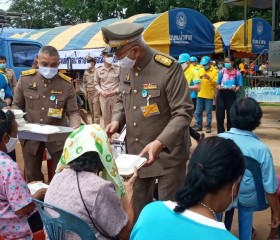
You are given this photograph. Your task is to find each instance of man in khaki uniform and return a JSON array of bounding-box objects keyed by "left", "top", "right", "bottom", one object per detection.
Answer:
[
  {"left": 12, "top": 46, "right": 81, "bottom": 182},
  {"left": 104, "top": 23, "right": 193, "bottom": 218},
  {"left": 0, "top": 56, "right": 18, "bottom": 94},
  {"left": 94, "top": 47, "right": 120, "bottom": 128},
  {"left": 83, "top": 56, "right": 100, "bottom": 124}
]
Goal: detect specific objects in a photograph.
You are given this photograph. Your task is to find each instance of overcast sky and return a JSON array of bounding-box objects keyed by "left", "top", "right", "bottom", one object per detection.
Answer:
[{"left": 0, "top": 2, "right": 10, "bottom": 11}]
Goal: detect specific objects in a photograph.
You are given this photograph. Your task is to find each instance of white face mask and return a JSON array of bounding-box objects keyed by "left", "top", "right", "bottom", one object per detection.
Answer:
[
  {"left": 5, "top": 135, "right": 18, "bottom": 153},
  {"left": 181, "top": 62, "right": 188, "bottom": 70},
  {"left": 104, "top": 57, "right": 114, "bottom": 64},
  {"left": 225, "top": 182, "right": 238, "bottom": 211},
  {"left": 118, "top": 49, "right": 136, "bottom": 68},
  {"left": 39, "top": 66, "right": 58, "bottom": 79}
]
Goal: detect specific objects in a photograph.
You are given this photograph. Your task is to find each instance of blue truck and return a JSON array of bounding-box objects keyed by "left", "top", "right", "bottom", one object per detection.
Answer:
[{"left": 0, "top": 37, "right": 42, "bottom": 79}]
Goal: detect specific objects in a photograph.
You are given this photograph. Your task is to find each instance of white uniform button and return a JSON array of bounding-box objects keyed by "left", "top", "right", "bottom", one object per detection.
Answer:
[
  {"left": 29, "top": 96, "right": 33, "bottom": 99},
  {"left": 133, "top": 122, "right": 137, "bottom": 127},
  {"left": 43, "top": 95, "right": 46, "bottom": 99},
  {"left": 40, "top": 118, "right": 43, "bottom": 122},
  {"left": 135, "top": 72, "right": 139, "bottom": 76},
  {"left": 133, "top": 89, "right": 138, "bottom": 94},
  {"left": 133, "top": 106, "right": 137, "bottom": 110},
  {"left": 135, "top": 138, "right": 139, "bottom": 142},
  {"left": 42, "top": 107, "right": 45, "bottom": 110},
  {"left": 44, "top": 84, "right": 47, "bottom": 87}
]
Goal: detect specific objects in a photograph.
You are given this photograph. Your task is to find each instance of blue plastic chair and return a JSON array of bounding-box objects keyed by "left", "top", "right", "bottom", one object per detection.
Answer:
[
  {"left": 32, "top": 199, "right": 97, "bottom": 240},
  {"left": 224, "top": 156, "right": 269, "bottom": 240}
]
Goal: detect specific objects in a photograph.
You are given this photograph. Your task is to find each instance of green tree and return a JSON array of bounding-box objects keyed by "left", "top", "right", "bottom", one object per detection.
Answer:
[{"left": 4, "top": 0, "right": 273, "bottom": 28}]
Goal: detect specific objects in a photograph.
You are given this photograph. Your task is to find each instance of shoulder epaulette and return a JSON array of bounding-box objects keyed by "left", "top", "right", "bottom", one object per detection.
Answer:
[
  {"left": 154, "top": 54, "right": 174, "bottom": 68},
  {"left": 21, "top": 69, "right": 36, "bottom": 76},
  {"left": 58, "top": 72, "right": 72, "bottom": 83}
]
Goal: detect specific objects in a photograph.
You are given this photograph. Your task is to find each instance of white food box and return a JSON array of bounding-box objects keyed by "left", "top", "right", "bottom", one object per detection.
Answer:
[
  {"left": 115, "top": 154, "right": 147, "bottom": 176},
  {"left": 3, "top": 109, "right": 26, "bottom": 119},
  {"left": 15, "top": 118, "right": 26, "bottom": 127},
  {"left": 20, "top": 124, "right": 61, "bottom": 134},
  {"left": 27, "top": 182, "right": 49, "bottom": 195}
]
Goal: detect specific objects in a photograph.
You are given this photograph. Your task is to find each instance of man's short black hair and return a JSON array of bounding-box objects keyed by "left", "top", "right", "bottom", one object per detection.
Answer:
[
  {"left": 230, "top": 97, "right": 262, "bottom": 131},
  {"left": 0, "top": 56, "right": 6, "bottom": 62}
]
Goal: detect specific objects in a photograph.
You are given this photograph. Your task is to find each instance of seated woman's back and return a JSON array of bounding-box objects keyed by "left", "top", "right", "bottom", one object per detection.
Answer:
[{"left": 45, "top": 168, "right": 127, "bottom": 239}]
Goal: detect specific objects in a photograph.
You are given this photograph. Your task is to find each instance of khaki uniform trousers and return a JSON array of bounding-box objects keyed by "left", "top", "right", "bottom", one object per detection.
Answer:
[
  {"left": 100, "top": 95, "right": 117, "bottom": 128},
  {"left": 133, "top": 164, "right": 186, "bottom": 221},
  {"left": 87, "top": 90, "right": 101, "bottom": 124},
  {"left": 21, "top": 140, "right": 63, "bottom": 182}
]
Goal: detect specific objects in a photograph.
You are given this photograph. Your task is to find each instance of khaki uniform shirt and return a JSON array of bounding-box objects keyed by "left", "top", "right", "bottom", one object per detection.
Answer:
[
  {"left": 83, "top": 68, "right": 99, "bottom": 97},
  {"left": 12, "top": 69, "right": 81, "bottom": 128},
  {"left": 112, "top": 47, "right": 193, "bottom": 178},
  {"left": 94, "top": 65, "right": 120, "bottom": 93},
  {"left": 0, "top": 68, "right": 17, "bottom": 93}
]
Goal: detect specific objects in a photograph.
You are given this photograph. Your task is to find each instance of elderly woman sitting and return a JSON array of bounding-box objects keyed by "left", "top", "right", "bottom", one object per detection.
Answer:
[{"left": 44, "top": 124, "right": 137, "bottom": 240}]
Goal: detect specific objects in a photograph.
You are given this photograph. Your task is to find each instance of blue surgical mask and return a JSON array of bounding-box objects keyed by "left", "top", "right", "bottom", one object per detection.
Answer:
[
  {"left": 203, "top": 65, "right": 210, "bottom": 70},
  {"left": 217, "top": 64, "right": 223, "bottom": 69},
  {"left": 0, "top": 64, "right": 6, "bottom": 69},
  {"left": 224, "top": 63, "right": 232, "bottom": 70}
]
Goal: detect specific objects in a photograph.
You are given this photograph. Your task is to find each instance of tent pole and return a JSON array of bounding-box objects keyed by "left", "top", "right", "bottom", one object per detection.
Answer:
[
  {"left": 272, "top": 0, "right": 276, "bottom": 40},
  {"left": 244, "top": 0, "right": 248, "bottom": 46}
]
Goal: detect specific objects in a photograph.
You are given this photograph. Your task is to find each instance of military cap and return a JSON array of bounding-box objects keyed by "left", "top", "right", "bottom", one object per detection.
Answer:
[
  {"left": 102, "top": 46, "right": 114, "bottom": 54},
  {"left": 101, "top": 23, "right": 144, "bottom": 50},
  {"left": 86, "top": 55, "right": 97, "bottom": 63}
]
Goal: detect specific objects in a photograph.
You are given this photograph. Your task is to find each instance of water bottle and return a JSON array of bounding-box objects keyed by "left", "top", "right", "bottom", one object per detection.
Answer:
[{"left": 0, "top": 89, "right": 5, "bottom": 101}]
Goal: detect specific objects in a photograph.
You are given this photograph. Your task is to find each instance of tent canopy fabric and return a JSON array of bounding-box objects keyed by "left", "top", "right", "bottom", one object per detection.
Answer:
[
  {"left": 214, "top": 18, "right": 272, "bottom": 54},
  {"left": 0, "top": 28, "right": 32, "bottom": 38},
  {"left": 11, "top": 8, "right": 224, "bottom": 56}
]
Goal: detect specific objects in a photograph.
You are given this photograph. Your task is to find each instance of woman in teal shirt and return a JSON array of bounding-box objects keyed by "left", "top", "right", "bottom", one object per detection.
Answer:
[{"left": 130, "top": 137, "right": 245, "bottom": 240}]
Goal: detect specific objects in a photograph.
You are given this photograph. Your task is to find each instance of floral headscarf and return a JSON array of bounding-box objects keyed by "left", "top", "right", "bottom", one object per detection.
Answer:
[{"left": 56, "top": 124, "right": 125, "bottom": 197}]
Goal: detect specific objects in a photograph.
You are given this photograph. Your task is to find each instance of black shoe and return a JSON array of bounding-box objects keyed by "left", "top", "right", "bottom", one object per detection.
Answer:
[
  {"left": 206, "top": 127, "right": 211, "bottom": 133},
  {"left": 196, "top": 133, "right": 205, "bottom": 144},
  {"left": 193, "top": 126, "right": 202, "bottom": 131}
]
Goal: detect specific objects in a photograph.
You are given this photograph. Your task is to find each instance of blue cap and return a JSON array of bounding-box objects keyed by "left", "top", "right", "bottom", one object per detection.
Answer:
[
  {"left": 178, "top": 53, "right": 191, "bottom": 63},
  {"left": 200, "top": 56, "right": 211, "bottom": 65},
  {"left": 190, "top": 56, "right": 198, "bottom": 62}
]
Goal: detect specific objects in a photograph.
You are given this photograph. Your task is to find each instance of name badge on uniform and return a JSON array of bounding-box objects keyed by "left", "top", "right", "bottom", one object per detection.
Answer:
[
  {"left": 141, "top": 103, "right": 160, "bottom": 117},
  {"left": 48, "top": 108, "right": 63, "bottom": 119}
]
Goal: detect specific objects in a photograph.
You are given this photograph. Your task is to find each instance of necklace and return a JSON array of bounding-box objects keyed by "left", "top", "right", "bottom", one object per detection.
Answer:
[{"left": 198, "top": 202, "right": 217, "bottom": 221}]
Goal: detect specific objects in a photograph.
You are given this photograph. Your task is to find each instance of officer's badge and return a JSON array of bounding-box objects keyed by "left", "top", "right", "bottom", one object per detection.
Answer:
[{"left": 28, "top": 82, "right": 37, "bottom": 90}]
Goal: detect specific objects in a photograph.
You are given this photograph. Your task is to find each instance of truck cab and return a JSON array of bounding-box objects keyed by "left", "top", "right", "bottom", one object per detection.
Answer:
[{"left": 0, "top": 37, "right": 42, "bottom": 79}]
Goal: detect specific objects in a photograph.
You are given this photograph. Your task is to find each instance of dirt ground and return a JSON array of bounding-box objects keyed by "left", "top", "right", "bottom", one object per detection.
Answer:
[{"left": 16, "top": 105, "right": 280, "bottom": 240}]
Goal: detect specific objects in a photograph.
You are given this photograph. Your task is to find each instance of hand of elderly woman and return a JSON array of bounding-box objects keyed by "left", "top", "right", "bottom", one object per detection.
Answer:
[{"left": 123, "top": 167, "right": 138, "bottom": 191}]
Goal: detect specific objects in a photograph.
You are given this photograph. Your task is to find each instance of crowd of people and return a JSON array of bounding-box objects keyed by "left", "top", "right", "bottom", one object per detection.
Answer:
[{"left": 0, "top": 21, "right": 279, "bottom": 240}]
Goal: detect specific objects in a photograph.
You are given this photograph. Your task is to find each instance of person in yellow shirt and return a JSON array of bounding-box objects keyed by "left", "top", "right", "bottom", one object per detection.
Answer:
[
  {"left": 239, "top": 59, "right": 246, "bottom": 75},
  {"left": 178, "top": 53, "right": 204, "bottom": 143},
  {"left": 193, "top": 56, "right": 218, "bottom": 133},
  {"left": 190, "top": 56, "right": 205, "bottom": 78}
]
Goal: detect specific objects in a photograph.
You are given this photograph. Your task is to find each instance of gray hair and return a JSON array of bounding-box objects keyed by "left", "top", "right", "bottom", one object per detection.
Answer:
[{"left": 38, "top": 46, "right": 59, "bottom": 58}]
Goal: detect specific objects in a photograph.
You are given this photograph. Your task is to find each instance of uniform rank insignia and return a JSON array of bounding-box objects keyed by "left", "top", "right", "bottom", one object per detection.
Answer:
[
  {"left": 154, "top": 54, "right": 173, "bottom": 68},
  {"left": 124, "top": 74, "right": 131, "bottom": 85},
  {"left": 51, "top": 90, "right": 63, "bottom": 94},
  {"left": 58, "top": 72, "right": 72, "bottom": 82},
  {"left": 28, "top": 82, "right": 37, "bottom": 90},
  {"left": 22, "top": 69, "right": 36, "bottom": 76}
]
